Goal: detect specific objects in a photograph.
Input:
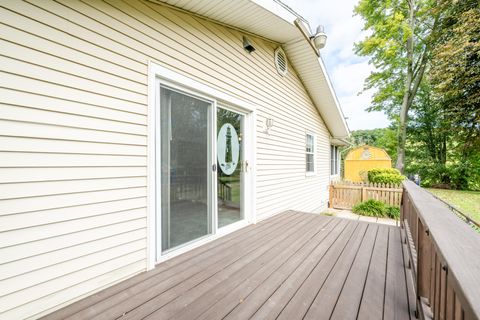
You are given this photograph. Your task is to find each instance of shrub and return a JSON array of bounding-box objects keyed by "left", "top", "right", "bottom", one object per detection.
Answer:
[
  {"left": 369, "top": 173, "right": 404, "bottom": 184},
  {"left": 367, "top": 168, "right": 404, "bottom": 184},
  {"left": 352, "top": 199, "right": 386, "bottom": 217},
  {"left": 385, "top": 206, "right": 400, "bottom": 219},
  {"left": 352, "top": 199, "right": 401, "bottom": 220},
  {"left": 368, "top": 168, "right": 401, "bottom": 177}
]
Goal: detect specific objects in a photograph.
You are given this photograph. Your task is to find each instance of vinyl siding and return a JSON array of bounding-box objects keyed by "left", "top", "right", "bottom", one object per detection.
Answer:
[{"left": 0, "top": 0, "right": 331, "bottom": 318}]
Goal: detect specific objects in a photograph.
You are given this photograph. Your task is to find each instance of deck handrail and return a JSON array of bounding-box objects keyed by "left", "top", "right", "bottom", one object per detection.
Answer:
[
  {"left": 401, "top": 180, "right": 480, "bottom": 320},
  {"left": 425, "top": 190, "right": 480, "bottom": 230}
]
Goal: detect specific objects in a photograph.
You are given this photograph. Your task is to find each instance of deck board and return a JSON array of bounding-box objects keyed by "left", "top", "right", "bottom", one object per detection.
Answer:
[
  {"left": 300, "top": 223, "right": 370, "bottom": 320},
  {"left": 327, "top": 224, "right": 379, "bottom": 320},
  {"left": 384, "top": 227, "right": 412, "bottom": 320},
  {"left": 90, "top": 212, "right": 310, "bottom": 320},
  {"left": 357, "top": 225, "right": 389, "bottom": 320},
  {"left": 43, "top": 211, "right": 414, "bottom": 320},
  {"left": 43, "top": 211, "right": 295, "bottom": 320},
  {"left": 138, "top": 214, "right": 322, "bottom": 320},
  {"left": 223, "top": 218, "right": 347, "bottom": 320}
]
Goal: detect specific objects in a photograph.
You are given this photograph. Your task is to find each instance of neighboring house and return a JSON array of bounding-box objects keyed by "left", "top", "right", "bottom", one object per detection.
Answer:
[
  {"left": 0, "top": 0, "right": 349, "bottom": 318},
  {"left": 344, "top": 145, "right": 392, "bottom": 182}
]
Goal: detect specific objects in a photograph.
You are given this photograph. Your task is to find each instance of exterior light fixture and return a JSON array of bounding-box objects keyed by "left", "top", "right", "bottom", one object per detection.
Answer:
[
  {"left": 311, "top": 25, "right": 327, "bottom": 50},
  {"left": 264, "top": 118, "right": 274, "bottom": 134},
  {"left": 243, "top": 36, "right": 256, "bottom": 53}
]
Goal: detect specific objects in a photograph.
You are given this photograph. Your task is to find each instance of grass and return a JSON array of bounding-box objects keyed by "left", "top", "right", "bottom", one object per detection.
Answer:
[{"left": 427, "top": 188, "right": 480, "bottom": 223}]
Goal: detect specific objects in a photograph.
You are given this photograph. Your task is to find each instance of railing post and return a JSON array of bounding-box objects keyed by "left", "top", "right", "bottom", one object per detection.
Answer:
[
  {"left": 400, "top": 188, "right": 406, "bottom": 227},
  {"left": 417, "top": 219, "right": 432, "bottom": 318},
  {"left": 329, "top": 184, "right": 333, "bottom": 208}
]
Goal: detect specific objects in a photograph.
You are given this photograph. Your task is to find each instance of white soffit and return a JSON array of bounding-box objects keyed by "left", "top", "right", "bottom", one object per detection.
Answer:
[
  {"left": 150, "top": 0, "right": 350, "bottom": 138},
  {"left": 150, "top": 0, "right": 299, "bottom": 43}
]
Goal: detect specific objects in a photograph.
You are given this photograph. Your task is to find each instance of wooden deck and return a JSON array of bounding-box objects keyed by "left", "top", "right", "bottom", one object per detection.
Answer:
[{"left": 43, "top": 211, "right": 415, "bottom": 320}]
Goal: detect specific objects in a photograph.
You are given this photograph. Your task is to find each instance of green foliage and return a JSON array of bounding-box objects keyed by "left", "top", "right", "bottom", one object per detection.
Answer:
[
  {"left": 355, "top": 0, "right": 445, "bottom": 173},
  {"left": 385, "top": 206, "right": 400, "bottom": 219},
  {"left": 367, "top": 168, "right": 404, "bottom": 184},
  {"left": 354, "top": 0, "right": 439, "bottom": 117},
  {"left": 350, "top": 128, "right": 398, "bottom": 162},
  {"left": 431, "top": 0, "right": 480, "bottom": 146},
  {"left": 352, "top": 199, "right": 401, "bottom": 220},
  {"left": 352, "top": 200, "right": 386, "bottom": 217},
  {"left": 353, "top": 0, "right": 479, "bottom": 190},
  {"left": 368, "top": 168, "right": 401, "bottom": 176},
  {"left": 404, "top": 82, "right": 480, "bottom": 190},
  {"left": 370, "top": 173, "right": 405, "bottom": 184}
]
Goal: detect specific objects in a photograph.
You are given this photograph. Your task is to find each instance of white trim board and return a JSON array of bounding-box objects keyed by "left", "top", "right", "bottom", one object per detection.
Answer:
[{"left": 147, "top": 61, "right": 257, "bottom": 269}]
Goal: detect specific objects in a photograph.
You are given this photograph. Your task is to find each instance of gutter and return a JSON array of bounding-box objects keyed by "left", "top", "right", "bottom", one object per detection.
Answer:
[
  {"left": 292, "top": 19, "right": 351, "bottom": 138},
  {"left": 293, "top": 19, "right": 320, "bottom": 57}
]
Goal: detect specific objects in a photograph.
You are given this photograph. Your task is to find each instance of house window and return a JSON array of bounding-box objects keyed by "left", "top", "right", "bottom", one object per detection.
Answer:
[
  {"left": 331, "top": 145, "right": 340, "bottom": 175},
  {"left": 306, "top": 134, "right": 315, "bottom": 174}
]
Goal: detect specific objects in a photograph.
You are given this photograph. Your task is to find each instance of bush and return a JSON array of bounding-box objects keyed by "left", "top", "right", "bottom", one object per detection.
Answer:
[
  {"left": 367, "top": 168, "right": 404, "bottom": 184},
  {"left": 369, "top": 173, "right": 404, "bottom": 184},
  {"left": 352, "top": 200, "right": 386, "bottom": 217},
  {"left": 368, "top": 168, "right": 401, "bottom": 176},
  {"left": 385, "top": 206, "right": 400, "bottom": 219},
  {"left": 352, "top": 199, "right": 401, "bottom": 220}
]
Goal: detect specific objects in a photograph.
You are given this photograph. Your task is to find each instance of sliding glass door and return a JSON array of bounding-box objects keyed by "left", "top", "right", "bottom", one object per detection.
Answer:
[
  {"left": 159, "top": 86, "right": 213, "bottom": 253},
  {"left": 156, "top": 84, "right": 250, "bottom": 259},
  {"left": 217, "top": 107, "right": 244, "bottom": 228}
]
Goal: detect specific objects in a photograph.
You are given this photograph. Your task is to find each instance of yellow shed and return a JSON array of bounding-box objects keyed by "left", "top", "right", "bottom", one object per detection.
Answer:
[{"left": 344, "top": 145, "right": 392, "bottom": 182}]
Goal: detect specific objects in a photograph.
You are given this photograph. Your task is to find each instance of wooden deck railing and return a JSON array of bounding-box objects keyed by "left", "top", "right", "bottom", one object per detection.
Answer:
[{"left": 401, "top": 180, "right": 480, "bottom": 320}]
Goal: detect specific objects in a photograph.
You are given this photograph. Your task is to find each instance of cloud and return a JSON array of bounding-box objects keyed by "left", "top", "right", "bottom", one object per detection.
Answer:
[
  {"left": 281, "top": 0, "right": 390, "bottom": 131},
  {"left": 329, "top": 61, "right": 389, "bottom": 130},
  {"left": 330, "top": 61, "right": 370, "bottom": 96},
  {"left": 339, "top": 89, "right": 390, "bottom": 130}
]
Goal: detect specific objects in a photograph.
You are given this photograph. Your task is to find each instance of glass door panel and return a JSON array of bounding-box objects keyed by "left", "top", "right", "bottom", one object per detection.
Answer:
[
  {"left": 159, "top": 86, "right": 212, "bottom": 253},
  {"left": 217, "top": 107, "right": 244, "bottom": 228}
]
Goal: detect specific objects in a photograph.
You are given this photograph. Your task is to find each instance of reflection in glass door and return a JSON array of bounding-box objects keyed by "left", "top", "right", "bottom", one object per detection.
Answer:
[
  {"left": 217, "top": 107, "right": 244, "bottom": 228},
  {"left": 159, "top": 86, "right": 212, "bottom": 253}
]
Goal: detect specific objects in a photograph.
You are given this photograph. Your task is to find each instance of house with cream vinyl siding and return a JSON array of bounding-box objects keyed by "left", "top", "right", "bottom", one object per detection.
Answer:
[{"left": 0, "top": 0, "right": 349, "bottom": 318}]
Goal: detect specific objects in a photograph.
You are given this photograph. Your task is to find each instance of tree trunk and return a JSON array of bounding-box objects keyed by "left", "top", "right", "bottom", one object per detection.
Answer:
[
  {"left": 396, "top": 0, "right": 415, "bottom": 174},
  {"left": 396, "top": 87, "right": 410, "bottom": 173}
]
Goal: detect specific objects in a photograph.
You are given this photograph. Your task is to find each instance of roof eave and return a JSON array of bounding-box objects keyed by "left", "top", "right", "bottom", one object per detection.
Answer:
[
  {"left": 284, "top": 19, "right": 350, "bottom": 139},
  {"left": 151, "top": 0, "right": 350, "bottom": 138}
]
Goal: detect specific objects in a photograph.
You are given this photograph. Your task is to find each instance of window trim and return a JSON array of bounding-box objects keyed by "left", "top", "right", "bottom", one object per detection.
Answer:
[
  {"left": 305, "top": 133, "right": 316, "bottom": 176},
  {"left": 330, "top": 144, "right": 340, "bottom": 177}
]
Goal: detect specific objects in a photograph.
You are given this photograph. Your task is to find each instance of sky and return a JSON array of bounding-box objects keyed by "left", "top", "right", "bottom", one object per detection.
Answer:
[{"left": 281, "top": 0, "right": 391, "bottom": 131}]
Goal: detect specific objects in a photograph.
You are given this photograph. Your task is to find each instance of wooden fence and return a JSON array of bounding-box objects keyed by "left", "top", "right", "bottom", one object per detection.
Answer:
[{"left": 329, "top": 181, "right": 403, "bottom": 209}]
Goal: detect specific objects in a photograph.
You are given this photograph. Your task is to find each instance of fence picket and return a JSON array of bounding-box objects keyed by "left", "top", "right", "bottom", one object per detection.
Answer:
[{"left": 330, "top": 181, "right": 403, "bottom": 210}]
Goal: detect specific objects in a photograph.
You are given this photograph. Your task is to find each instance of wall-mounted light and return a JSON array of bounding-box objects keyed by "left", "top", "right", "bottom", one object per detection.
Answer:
[
  {"left": 310, "top": 25, "right": 327, "bottom": 50},
  {"left": 264, "top": 118, "right": 274, "bottom": 134},
  {"left": 243, "top": 36, "right": 256, "bottom": 53}
]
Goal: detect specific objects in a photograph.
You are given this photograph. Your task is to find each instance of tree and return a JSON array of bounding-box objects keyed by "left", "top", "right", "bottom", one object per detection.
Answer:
[
  {"left": 350, "top": 128, "right": 397, "bottom": 161},
  {"left": 406, "top": 82, "right": 450, "bottom": 184},
  {"left": 354, "top": 0, "right": 442, "bottom": 173},
  {"left": 430, "top": 0, "right": 480, "bottom": 154}
]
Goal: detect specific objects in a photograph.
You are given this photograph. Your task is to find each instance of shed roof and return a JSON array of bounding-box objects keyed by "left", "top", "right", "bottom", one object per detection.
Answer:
[
  {"left": 345, "top": 145, "right": 392, "bottom": 161},
  {"left": 149, "top": 0, "right": 350, "bottom": 141}
]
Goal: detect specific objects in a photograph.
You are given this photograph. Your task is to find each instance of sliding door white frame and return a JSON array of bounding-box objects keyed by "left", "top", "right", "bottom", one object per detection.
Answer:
[{"left": 147, "top": 62, "right": 256, "bottom": 269}]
